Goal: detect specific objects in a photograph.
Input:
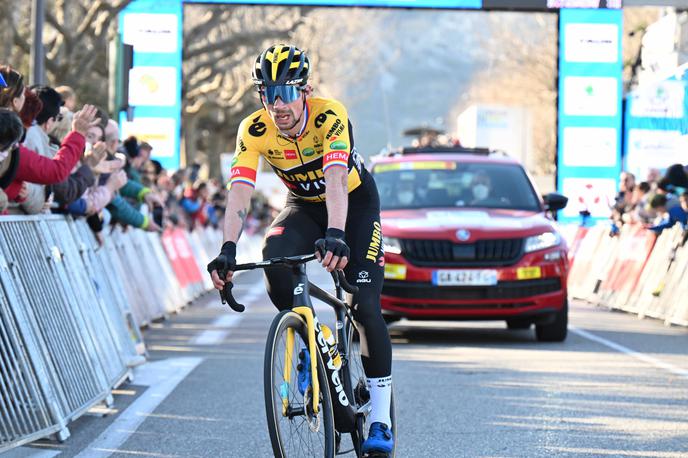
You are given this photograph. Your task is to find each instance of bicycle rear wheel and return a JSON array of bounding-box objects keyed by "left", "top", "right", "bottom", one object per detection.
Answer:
[
  {"left": 344, "top": 317, "right": 397, "bottom": 458},
  {"left": 264, "top": 310, "right": 336, "bottom": 458}
]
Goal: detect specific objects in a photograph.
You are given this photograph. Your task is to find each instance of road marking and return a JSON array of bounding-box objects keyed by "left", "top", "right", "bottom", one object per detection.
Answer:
[
  {"left": 570, "top": 326, "right": 688, "bottom": 379},
  {"left": 74, "top": 357, "right": 203, "bottom": 458},
  {"left": 190, "top": 330, "right": 228, "bottom": 345},
  {"left": 189, "top": 314, "right": 244, "bottom": 345},
  {"left": 2, "top": 449, "right": 60, "bottom": 458}
]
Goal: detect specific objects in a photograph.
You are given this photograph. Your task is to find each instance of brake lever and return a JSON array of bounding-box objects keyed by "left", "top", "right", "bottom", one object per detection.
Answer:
[{"left": 218, "top": 272, "right": 245, "bottom": 313}]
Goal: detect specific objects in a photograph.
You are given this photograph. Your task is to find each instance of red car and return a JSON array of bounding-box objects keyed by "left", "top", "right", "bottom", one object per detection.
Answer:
[{"left": 371, "top": 146, "right": 570, "bottom": 342}]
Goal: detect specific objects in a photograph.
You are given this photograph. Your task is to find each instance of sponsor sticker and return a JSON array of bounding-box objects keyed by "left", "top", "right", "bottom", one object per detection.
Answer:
[
  {"left": 373, "top": 161, "right": 457, "bottom": 173},
  {"left": 384, "top": 263, "right": 406, "bottom": 280},
  {"left": 302, "top": 147, "right": 315, "bottom": 157},
  {"left": 285, "top": 150, "right": 297, "bottom": 159},
  {"left": 516, "top": 266, "right": 542, "bottom": 280},
  {"left": 330, "top": 140, "right": 348, "bottom": 151}
]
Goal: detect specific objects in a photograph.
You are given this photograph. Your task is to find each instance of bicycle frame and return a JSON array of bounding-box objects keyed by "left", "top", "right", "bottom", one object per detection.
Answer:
[
  {"left": 285, "top": 262, "right": 357, "bottom": 430},
  {"left": 222, "top": 254, "right": 358, "bottom": 432}
]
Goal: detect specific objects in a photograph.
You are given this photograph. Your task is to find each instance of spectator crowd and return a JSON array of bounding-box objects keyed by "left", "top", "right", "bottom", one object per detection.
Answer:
[
  {"left": 611, "top": 165, "right": 688, "bottom": 238},
  {"left": 0, "top": 64, "right": 276, "bottom": 240}
]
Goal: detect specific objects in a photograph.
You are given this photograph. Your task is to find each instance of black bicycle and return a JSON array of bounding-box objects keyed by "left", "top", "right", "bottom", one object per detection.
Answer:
[{"left": 220, "top": 254, "right": 396, "bottom": 458}]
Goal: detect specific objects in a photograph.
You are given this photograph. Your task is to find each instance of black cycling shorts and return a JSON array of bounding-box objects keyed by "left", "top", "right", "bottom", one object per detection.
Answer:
[{"left": 262, "top": 174, "right": 392, "bottom": 378}]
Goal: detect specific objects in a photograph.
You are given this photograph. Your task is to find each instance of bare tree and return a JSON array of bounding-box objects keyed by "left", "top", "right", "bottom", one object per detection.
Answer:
[
  {"left": 1, "top": 0, "right": 132, "bottom": 107},
  {"left": 450, "top": 13, "right": 558, "bottom": 175}
]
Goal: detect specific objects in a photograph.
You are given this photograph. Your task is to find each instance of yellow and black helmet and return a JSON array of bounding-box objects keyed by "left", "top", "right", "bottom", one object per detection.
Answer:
[{"left": 252, "top": 44, "right": 310, "bottom": 87}]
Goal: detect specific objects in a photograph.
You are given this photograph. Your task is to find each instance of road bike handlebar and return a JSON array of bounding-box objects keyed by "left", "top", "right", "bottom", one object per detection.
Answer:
[{"left": 219, "top": 253, "right": 359, "bottom": 313}]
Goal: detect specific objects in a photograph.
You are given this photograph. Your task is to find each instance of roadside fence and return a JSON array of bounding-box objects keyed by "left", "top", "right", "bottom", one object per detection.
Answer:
[
  {"left": 567, "top": 223, "right": 688, "bottom": 327},
  {"left": 0, "top": 215, "right": 225, "bottom": 453}
]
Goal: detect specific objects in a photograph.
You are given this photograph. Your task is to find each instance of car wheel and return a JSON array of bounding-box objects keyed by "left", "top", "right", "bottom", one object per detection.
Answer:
[
  {"left": 535, "top": 300, "right": 568, "bottom": 342},
  {"left": 506, "top": 319, "right": 531, "bottom": 330}
]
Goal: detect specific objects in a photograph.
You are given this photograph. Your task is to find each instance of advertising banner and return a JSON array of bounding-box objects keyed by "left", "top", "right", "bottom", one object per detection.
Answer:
[{"left": 557, "top": 9, "right": 623, "bottom": 223}]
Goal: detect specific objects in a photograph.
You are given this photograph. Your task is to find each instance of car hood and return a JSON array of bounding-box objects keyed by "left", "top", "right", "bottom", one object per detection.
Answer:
[{"left": 381, "top": 208, "right": 557, "bottom": 240}]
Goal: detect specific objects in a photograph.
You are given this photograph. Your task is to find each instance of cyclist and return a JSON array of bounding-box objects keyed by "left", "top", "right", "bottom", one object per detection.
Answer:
[{"left": 207, "top": 44, "right": 394, "bottom": 455}]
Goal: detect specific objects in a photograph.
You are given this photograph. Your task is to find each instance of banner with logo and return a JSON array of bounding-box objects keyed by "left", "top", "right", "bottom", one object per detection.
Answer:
[
  {"left": 624, "top": 66, "right": 688, "bottom": 181},
  {"left": 557, "top": 8, "right": 623, "bottom": 223},
  {"left": 119, "top": 0, "right": 183, "bottom": 171}
]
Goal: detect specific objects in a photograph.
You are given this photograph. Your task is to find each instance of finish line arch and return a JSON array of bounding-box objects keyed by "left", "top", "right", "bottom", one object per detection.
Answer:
[{"left": 119, "top": 0, "right": 623, "bottom": 223}]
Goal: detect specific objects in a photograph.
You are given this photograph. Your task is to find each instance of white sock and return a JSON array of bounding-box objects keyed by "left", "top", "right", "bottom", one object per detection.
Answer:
[{"left": 367, "top": 376, "right": 392, "bottom": 429}]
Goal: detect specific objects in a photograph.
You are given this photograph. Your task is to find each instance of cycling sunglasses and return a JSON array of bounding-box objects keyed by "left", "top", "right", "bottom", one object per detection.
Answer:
[{"left": 260, "top": 85, "right": 302, "bottom": 105}]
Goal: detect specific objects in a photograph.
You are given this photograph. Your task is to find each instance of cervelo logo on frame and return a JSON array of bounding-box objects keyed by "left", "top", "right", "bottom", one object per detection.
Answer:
[
  {"left": 313, "top": 315, "right": 349, "bottom": 407},
  {"left": 293, "top": 283, "right": 304, "bottom": 295}
]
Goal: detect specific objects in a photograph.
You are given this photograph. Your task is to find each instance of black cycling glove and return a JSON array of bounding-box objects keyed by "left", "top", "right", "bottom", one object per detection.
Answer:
[
  {"left": 314, "top": 228, "right": 350, "bottom": 259},
  {"left": 207, "top": 241, "right": 237, "bottom": 277}
]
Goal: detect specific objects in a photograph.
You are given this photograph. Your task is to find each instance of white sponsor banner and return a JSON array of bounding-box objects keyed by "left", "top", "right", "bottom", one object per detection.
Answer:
[
  {"left": 564, "top": 76, "right": 618, "bottom": 117},
  {"left": 561, "top": 177, "right": 616, "bottom": 219},
  {"left": 626, "top": 129, "right": 682, "bottom": 179},
  {"left": 122, "top": 13, "right": 179, "bottom": 53},
  {"left": 562, "top": 127, "right": 617, "bottom": 167},
  {"left": 128, "top": 66, "right": 177, "bottom": 107},
  {"left": 121, "top": 117, "right": 176, "bottom": 158},
  {"left": 565, "top": 23, "right": 619, "bottom": 63},
  {"left": 630, "top": 80, "right": 685, "bottom": 119}
]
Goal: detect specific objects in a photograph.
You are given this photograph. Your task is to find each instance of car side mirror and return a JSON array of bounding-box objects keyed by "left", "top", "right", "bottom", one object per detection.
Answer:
[{"left": 543, "top": 193, "right": 568, "bottom": 212}]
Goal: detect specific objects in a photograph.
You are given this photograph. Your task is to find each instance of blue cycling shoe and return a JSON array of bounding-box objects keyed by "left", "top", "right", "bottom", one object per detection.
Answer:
[
  {"left": 297, "top": 348, "right": 311, "bottom": 395},
  {"left": 362, "top": 422, "right": 394, "bottom": 455}
]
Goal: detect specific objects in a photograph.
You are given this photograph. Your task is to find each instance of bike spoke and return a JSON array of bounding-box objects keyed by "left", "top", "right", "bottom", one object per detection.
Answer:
[{"left": 272, "top": 324, "right": 328, "bottom": 456}]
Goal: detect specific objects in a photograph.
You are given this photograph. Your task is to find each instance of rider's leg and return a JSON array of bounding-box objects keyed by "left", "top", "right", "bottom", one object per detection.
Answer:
[
  {"left": 343, "top": 184, "right": 394, "bottom": 452},
  {"left": 262, "top": 204, "right": 324, "bottom": 310}
]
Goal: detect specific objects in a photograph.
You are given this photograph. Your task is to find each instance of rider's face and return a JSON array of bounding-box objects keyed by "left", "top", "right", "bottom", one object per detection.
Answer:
[{"left": 264, "top": 92, "right": 304, "bottom": 133}]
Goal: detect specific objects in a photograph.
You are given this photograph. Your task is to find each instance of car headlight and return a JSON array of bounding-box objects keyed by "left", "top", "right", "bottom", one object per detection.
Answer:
[
  {"left": 383, "top": 237, "right": 402, "bottom": 254},
  {"left": 524, "top": 232, "right": 560, "bottom": 253}
]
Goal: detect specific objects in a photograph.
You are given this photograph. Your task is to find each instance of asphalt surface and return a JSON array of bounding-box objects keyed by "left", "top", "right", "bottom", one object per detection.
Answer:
[{"left": 9, "top": 264, "right": 688, "bottom": 458}]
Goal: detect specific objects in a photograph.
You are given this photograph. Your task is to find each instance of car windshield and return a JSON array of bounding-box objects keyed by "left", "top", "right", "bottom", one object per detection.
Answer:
[{"left": 372, "top": 160, "right": 541, "bottom": 211}]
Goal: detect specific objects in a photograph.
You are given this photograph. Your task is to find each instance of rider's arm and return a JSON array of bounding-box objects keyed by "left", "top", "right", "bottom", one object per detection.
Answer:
[
  {"left": 324, "top": 166, "right": 348, "bottom": 231},
  {"left": 225, "top": 120, "right": 261, "bottom": 242},
  {"left": 223, "top": 183, "right": 253, "bottom": 243}
]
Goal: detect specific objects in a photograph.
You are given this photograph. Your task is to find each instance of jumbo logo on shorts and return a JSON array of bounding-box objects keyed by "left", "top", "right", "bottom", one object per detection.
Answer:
[{"left": 365, "top": 222, "right": 382, "bottom": 262}]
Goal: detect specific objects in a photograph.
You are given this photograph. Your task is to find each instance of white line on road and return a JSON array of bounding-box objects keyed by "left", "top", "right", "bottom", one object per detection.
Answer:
[
  {"left": 74, "top": 357, "right": 203, "bottom": 458},
  {"left": 570, "top": 326, "right": 688, "bottom": 379},
  {"left": 189, "top": 314, "right": 243, "bottom": 345},
  {"left": 190, "top": 330, "right": 229, "bottom": 345}
]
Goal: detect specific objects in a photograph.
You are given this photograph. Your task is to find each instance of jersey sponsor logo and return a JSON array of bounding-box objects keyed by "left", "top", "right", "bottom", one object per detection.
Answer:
[
  {"left": 324, "top": 151, "right": 348, "bottom": 163},
  {"left": 366, "top": 221, "right": 383, "bottom": 262},
  {"left": 249, "top": 115, "right": 267, "bottom": 137},
  {"left": 266, "top": 149, "right": 284, "bottom": 159},
  {"left": 274, "top": 168, "right": 327, "bottom": 193},
  {"left": 231, "top": 156, "right": 239, "bottom": 167},
  {"left": 285, "top": 78, "right": 304, "bottom": 85},
  {"left": 325, "top": 118, "right": 344, "bottom": 140},
  {"left": 302, "top": 147, "right": 315, "bottom": 157},
  {"left": 314, "top": 109, "right": 337, "bottom": 129},
  {"left": 356, "top": 270, "right": 372, "bottom": 284},
  {"left": 329, "top": 140, "right": 348, "bottom": 151},
  {"left": 238, "top": 139, "right": 247, "bottom": 152},
  {"left": 267, "top": 226, "right": 285, "bottom": 238},
  {"left": 284, "top": 149, "right": 297, "bottom": 159}
]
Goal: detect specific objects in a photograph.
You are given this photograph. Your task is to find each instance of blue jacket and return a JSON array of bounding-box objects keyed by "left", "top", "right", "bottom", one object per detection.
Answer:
[{"left": 649, "top": 205, "right": 688, "bottom": 233}]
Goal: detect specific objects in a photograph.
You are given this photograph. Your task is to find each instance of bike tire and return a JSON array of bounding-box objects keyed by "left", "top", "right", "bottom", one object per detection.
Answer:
[
  {"left": 343, "top": 317, "right": 397, "bottom": 458},
  {"left": 264, "top": 309, "right": 336, "bottom": 458}
]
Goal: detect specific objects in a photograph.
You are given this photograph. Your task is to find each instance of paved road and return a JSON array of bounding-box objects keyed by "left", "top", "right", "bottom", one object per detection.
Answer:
[{"left": 10, "top": 265, "right": 688, "bottom": 458}]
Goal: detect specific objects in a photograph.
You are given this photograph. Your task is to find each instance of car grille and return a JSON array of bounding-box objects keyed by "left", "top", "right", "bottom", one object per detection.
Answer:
[
  {"left": 400, "top": 238, "right": 524, "bottom": 267},
  {"left": 383, "top": 278, "right": 562, "bottom": 301}
]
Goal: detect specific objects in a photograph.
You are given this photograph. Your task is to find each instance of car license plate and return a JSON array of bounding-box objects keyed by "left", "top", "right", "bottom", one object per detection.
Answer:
[{"left": 432, "top": 269, "right": 498, "bottom": 286}]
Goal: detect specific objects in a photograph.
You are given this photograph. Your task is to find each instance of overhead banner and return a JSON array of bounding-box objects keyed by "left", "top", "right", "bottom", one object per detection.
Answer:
[
  {"left": 557, "top": 8, "right": 623, "bottom": 223},
  {"left": 120, "top": 0, "right": 183, "bottom": 171}
]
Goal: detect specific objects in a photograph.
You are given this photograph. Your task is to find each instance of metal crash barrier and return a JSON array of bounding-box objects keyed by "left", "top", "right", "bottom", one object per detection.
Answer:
[
  {"left": 0, "top": 215, "right": 223, "bottom": 453},
  {"left": 568, "top": 223, "right": 688, "bottom": 327}
]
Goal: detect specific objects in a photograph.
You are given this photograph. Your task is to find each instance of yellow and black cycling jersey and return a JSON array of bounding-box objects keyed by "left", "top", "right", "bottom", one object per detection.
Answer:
[{"left": 229, "top": 97, "right": 368, "bottom": 202}]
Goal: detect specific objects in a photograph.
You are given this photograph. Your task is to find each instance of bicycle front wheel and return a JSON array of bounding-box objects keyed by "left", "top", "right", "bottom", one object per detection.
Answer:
[{"left": 264, "top": 310, "right": 336, "bottom": 458}]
